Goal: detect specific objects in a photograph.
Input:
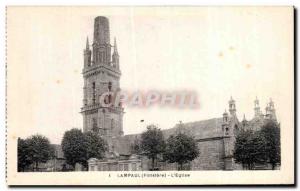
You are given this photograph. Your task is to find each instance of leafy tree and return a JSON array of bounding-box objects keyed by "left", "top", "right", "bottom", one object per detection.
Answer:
[
  {"left": 84, "top": 131, "right": 107, "bottom": 161},
  {"left": 260, "top": 121, "right": 281, "bottom": 169},
  {"left": 234, "top": 130, "right": 267, "bottom": 170},
  {"left": 164, "top": 133, "right": 199, "bottom": 170},
  {"left": 17, "top": 138, "right": 32, "bottom": 172},
  {"left": 234, "top": 129, "right": 250, "bottom": 168},
  {"left": 61, "top": 129, "right": 88, "bottom": 169},
  {"left": 140, "top": 125, "right": 165, "bottom": 170},
  {"left": 61, "top": 129, "right": 107, "bottom": 169},
  {"left": 26, "top": 135, "right": 55, "bottom": 171}
]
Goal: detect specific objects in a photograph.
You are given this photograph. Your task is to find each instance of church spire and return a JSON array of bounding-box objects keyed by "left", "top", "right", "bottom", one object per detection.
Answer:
[
  {"left": 84, "top": 36, "right": 92, "bottom": 68},
  {"left": 112, "top": 37, "right": 120, "bottom": 69}
]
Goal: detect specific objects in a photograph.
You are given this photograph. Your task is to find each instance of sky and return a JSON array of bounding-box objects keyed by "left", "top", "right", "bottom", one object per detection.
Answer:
[{"left": 7, "top": 7, "right": 293, "bottom": 144}]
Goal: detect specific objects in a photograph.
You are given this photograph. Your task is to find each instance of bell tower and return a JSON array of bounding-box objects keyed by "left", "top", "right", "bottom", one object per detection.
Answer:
[
  {"left": 265, "top": 98, "right": 277, "bottom": 121},
  {"left": 222, "top": 97, "right": 240, "bottom": 170},
  {"left": 254, "top": 96, "right": 264, "bottom": 119},
  {"left": 81, "top": 16, "right": 124, "bottom": 151}
]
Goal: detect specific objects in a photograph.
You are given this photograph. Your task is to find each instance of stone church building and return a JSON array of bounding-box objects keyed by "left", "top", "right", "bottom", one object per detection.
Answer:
[{"left": 83, "top": 16, "right": 278, "bottom": 171}]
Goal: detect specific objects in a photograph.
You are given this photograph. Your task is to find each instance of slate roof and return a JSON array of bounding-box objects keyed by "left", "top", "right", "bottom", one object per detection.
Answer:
[
  {"left": 118, "top": 118, "right": 224, "bottom": 155},
  {"left": 162, "top": 118, "right": 224, "bottom": 140}
]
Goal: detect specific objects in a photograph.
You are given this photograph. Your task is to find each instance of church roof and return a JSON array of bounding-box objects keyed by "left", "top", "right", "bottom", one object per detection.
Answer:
[
  {"left": 118, "top": 118, "right": 224, "bottom": 155},
  {"left": 162, "top": 118, "right": 224, "bottom": 140}
]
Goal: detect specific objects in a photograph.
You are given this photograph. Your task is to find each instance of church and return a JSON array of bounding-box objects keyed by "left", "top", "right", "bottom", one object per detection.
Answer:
[{"left": 83, "top": 16, "right": 278, "bottom": 171}]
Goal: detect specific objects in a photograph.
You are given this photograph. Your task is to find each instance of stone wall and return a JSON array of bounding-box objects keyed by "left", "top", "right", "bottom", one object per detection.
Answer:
[
  {"left": 88, "top": 156, "right": 142, "bottom": 171},
  {"left": 127, "top": 137, "right": 227, "bottom": 171},
  {"left": 191, "top": 138, "right": 225, "bottom": 170}
]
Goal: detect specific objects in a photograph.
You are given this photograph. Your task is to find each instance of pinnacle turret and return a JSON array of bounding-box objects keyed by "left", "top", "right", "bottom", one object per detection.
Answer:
[
  {"left": 86, "top": 36, "right": 89, "bottom": 50},
  {"left": 113, "top": 37, "right": 118, "bottom": 56}
]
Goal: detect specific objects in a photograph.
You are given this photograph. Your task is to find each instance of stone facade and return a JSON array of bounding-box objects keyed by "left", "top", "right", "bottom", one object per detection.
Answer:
[
  {"left": 241, "top": 97, "right": 277, "bottom": 132},
  {"left": 81, "top": 16, "right": 124, "bottom": 152},
  {"left": 84, "top": 16, "right": 278, "bottom": 171},
  {"left": 192, "top": 138, "right": 226, "bottom": 170}
]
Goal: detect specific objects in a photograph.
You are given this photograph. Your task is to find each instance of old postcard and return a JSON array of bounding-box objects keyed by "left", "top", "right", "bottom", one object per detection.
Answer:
[{"left": 6, "top": 6, "right": 294, "bottom": 185}]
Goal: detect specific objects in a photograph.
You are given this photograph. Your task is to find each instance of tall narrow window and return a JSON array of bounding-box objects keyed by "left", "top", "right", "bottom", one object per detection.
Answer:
[
  {"left": 108, "top": 82, "right": 112, "bottom": 91},
  {"left": 92, "top": 82, "right": 96, "bottom": 104},
  {"left": 108, "top": 82, "right": 112, "bottom": 103}
]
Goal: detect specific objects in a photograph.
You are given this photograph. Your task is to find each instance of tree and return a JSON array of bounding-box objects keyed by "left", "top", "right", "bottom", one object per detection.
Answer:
[
  {"left": 234, "top": 129, "right": 250, "bottom": 169},
  {"left": 61, "top": 129, "right": 88, "bottom": 169},
  {"left": 61, "top": 129, "right": 107, "bottom": 170},
  {"left": 26, "top": 135, "right": 55, "bottom": 171},
  {"left": 164, "top": 133, "right": 199, "bottom": 170},
  {"left": 140, "top": 125, "right": 165, "bottom": 170},
  {"left": 260, "top": 121, "right": 281, "bottom": 169},
  {"left": 84, "top": 131, "right": 107, "bottom": 161},
  {"left": 17, "top": 138, "right": 32, "bottom": 172},
  {"left": 234, "top": 130, "right": 267, "bottom": 170}
]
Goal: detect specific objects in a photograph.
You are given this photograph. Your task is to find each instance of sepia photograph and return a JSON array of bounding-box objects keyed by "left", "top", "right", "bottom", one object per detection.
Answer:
[{"left": 6, "top": 6, "right": 294, "bottom": 185}]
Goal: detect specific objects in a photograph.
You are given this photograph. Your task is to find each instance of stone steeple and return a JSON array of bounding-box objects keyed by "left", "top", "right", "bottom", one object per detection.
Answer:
[
  {"left": 81, "top": 16, "right": 124, "bottom": 153},
  {"left": 92, "top": 16, "right": 112, "bottom": 65}
]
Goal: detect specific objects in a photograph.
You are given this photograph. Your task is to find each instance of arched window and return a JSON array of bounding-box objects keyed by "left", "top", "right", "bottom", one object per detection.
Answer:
[{"left": 225, "top": 127, "right": 229, "bottom": 135}]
